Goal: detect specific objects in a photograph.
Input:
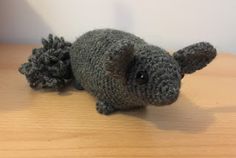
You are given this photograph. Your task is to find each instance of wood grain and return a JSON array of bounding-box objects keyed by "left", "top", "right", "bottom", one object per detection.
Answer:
[{"left": 0, "top": 44, "right": 236, "bottom": 158}]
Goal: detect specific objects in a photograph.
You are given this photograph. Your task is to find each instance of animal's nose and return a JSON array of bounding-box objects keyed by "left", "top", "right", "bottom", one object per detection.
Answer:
[{"left": 160, "top": 83, "right": 179, "bottom": 105}]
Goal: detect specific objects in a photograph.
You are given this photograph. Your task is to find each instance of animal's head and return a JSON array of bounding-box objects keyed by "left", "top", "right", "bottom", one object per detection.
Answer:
[{"left": 104, "top": 40, "right": 216, "bottom": 106}]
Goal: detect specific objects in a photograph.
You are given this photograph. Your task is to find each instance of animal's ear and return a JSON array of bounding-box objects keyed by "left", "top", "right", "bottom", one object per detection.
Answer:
[
  {"left": 104, "top": 40, "right": 134, "bottom": 78},
  {"left": 173, "top": 42, "right": 217, "bottom": 76}
]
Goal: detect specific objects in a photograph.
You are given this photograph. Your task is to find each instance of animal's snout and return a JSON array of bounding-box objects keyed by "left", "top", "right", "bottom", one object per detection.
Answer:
[{"left": 159, "top": 82, "right": 179, "bottom": 105}]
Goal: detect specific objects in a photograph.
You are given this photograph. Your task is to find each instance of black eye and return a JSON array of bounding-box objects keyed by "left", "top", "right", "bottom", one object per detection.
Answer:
[{"left": 135, "top": 71, "right": 148, "bottom": 85}]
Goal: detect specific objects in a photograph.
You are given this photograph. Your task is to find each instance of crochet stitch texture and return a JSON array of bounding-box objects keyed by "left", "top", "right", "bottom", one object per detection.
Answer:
[{"left": 19, "top": 29, "right": 217, "bottom": 115}]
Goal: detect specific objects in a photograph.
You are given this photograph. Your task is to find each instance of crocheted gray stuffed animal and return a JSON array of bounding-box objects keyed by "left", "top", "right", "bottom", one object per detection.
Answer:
[{"left": 19, "top": 29, "right": 217, "bottom": 115}]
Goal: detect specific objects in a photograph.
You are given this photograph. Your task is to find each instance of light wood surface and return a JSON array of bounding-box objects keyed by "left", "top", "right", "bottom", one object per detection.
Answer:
[{"left": 0, "top": 44, "right": 236, "bottom": 158}]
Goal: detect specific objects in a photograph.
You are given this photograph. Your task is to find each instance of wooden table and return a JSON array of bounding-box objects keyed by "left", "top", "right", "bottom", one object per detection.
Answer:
[{"left": 0, "top": 44, "right": 236, "bottom": 158}]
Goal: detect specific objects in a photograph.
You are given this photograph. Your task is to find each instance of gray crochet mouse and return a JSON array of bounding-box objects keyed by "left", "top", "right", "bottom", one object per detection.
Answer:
[{"left": 19, "top": 29, "right": 217, "bottom": 115}]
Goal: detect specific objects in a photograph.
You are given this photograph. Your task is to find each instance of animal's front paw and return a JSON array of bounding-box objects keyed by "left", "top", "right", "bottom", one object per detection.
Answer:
[
  {"left": 74, "top": 81, "right": 84, "bottom": 90},
  {"left": 96, "top": 101, "right": 116, "bottom": 115}
]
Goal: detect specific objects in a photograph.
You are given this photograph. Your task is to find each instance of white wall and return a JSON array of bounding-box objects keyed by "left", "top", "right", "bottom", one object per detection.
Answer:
[{"left": 0, "top": 0, "right": 236, "bottom": 52}]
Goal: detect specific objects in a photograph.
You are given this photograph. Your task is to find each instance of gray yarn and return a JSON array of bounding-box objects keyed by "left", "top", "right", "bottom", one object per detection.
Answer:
[
  {"left": 19, "top": 34, "right": 73, "bottom": 89},
  {"left": 70, "top": 29, "right": 216, "bottom": 114},
  {"left": 19, "top": 29, "right": 217, "bottom": 115}
]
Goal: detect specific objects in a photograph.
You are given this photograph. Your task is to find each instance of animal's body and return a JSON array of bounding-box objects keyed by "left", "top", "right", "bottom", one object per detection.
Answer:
[
  {"left": 19, "top": 29, "right": 217, "bottom": 115},
  {"left": 70, "top": 29, "right": 146, "bottom": 111}
]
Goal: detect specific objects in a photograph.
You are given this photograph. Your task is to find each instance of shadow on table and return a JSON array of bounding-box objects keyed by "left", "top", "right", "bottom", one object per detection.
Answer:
[
  {"left": 122, "top": 94, "right": 216, "bottom": 133},
  {"left": 30, "top": 83, "right": 78, "bottom": 96}
]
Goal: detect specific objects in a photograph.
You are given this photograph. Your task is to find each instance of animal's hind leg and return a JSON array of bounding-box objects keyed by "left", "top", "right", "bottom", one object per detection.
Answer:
[
  {"left": 74, "top": 81, "right": 84, "bottom": 90},
  {"left": 96, "top": 100, "right": 116, "bottom": 115}
]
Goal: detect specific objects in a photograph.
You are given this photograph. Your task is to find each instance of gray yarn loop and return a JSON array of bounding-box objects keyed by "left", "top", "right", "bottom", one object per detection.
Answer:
[{"left": 19, "top": 34, "right": 73, "bottom": 89}]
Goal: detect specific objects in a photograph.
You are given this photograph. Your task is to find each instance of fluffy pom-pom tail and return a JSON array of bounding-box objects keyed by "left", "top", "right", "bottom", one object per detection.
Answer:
[{"left": 19, "top": 34, "right": 73, "bottom": 90}]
